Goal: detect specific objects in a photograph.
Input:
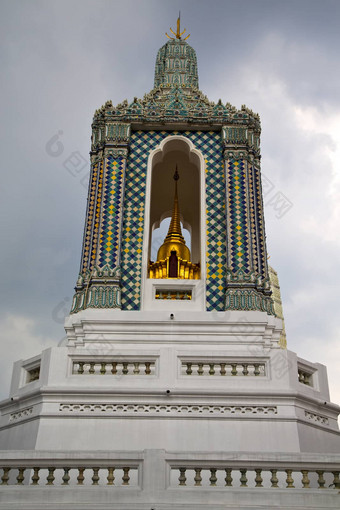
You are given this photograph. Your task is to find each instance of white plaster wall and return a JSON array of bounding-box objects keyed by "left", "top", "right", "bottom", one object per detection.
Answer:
[{"left": 1, "top": 309, "right": 339, "bottom": 454}]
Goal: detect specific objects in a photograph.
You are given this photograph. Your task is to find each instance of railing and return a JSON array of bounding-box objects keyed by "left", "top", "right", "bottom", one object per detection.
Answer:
[
  {"left": 72, "top": 360, "right": 156, "bottom": 376},
  {"left": 155, "top": 289, "right": 192, "bottom": 300},
  {"left": 181, "top": 361, "right": 265, "bottom": 376},
  {"left": 0, "top": 466, "right": 137, "bottom": 486},
  {"left": 1, "top": 451, "right": 339, "bottom": 491},
  {"left": 171, "top": 466, "right": 340, "bottom": 489},
  {"left": 0, "top": 453, "right": 141, "bottom": 487}
]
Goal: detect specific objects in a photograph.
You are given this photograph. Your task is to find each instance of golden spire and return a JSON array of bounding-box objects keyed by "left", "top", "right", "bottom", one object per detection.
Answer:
[
  {"left": 155, "top": 167, "right": 191, "bottom": 263},
  {"left": 166, "top": 12, "right": 191, "bottom": 41},
  {"left": 148, "top": 166, "right": 200, "bottom": 280},
  {"left": 163, "top": 167, "right": 184, "bottom": 243}
]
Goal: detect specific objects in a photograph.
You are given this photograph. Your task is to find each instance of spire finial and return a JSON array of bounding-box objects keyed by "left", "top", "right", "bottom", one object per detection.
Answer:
[
  {"left": 166, "top": 166, "right": 182, "bottom": 238},
  {"left": 166, "top": 14, "right": 190, "bottom": 41}
]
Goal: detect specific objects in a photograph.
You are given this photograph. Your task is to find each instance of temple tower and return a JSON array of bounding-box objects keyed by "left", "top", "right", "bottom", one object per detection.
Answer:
[
  {"left": 71, "top": 18, "right": 273, "bottom": 317},
  {"left": 0, "top": 18, "right": 339, "bottom": 510}
]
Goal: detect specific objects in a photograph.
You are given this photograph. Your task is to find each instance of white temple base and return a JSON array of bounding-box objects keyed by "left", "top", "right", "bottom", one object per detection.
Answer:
[
  {"left": 0, "top": 310, "right": 339, "bottom": 508},
  {"left": 0, "top": 310, "right": 339, "bottom": 453}
]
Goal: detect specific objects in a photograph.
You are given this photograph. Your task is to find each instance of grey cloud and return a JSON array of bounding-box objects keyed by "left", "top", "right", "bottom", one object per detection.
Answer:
[{"left": 0, "top": 0, "right": 339, "bottom": 404}]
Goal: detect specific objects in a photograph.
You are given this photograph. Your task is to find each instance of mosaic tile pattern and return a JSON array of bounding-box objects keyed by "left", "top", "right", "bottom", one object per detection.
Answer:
[
  {"left": 204, "top": 133, "right": 226, "bottom": 310},
  {"left": 248, "top": 163, "right": 259, "bottom": 275},
  {"left": 252, "top": 164, "right": 267, "bottom": 278},
  {"left": 97, "top": 156, "right": 125, "bottom": 269},
  {"left": 120, "top": 130, "right": 226, "bottom": 311},
  {"left": 80, "top": 161, "right": 104, "bottom": 274},
  {"left": 226, "top": 159, "right": 251, "bottom": 273},
  {"left": 81, "top": 161, "right": 99, "bottom": 274}
]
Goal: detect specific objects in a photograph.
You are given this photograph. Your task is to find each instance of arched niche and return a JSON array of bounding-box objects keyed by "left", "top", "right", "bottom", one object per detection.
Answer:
[{"left": 142, "top": 135, "right": 206, "bottom": 311}]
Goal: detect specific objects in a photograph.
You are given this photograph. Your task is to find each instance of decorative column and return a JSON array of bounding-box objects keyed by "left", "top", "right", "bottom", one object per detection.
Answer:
[
  {"left": 222, "top": 124, "right": 274, "bottom": 314},
  {"left": 71, "top": 106, "right": 131, "bottom": 313}
]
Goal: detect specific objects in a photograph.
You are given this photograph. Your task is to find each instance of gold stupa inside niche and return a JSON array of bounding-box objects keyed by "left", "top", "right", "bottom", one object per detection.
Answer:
[{"left": 149, "top": 167, "right": 200, "bottom": 279}]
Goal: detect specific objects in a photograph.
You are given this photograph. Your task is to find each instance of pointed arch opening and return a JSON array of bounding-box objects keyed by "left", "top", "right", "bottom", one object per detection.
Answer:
[{"left": 142, "top": 136, "right": 206, "bottom": 310}]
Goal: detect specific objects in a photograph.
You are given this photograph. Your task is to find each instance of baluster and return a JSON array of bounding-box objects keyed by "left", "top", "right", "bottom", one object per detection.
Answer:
[
  {"left": 122, "top": 467, "right": 130, "bottom": 485},
  {"left": 209, "top": 468, "right": 217, "bottom": 486},
  {"left": 89, "top": 362, "right": 95, "bottom": 374},
  {"left": 220, "top": 363, "right": 226, "bottom": 376},
  {"left": 77, "top": 467, "right": 85, "bottom": 485},
  {"left": 240, "top": 469, "right": 247, "bottom": 487},
  {"left": 225, "top": 468, "right": 233, "bottom": 486},
  {"left": 16, "top": 467, "right": 25, "bottom": 485},
  {"left": 316, "top": 470, "right": 325, "bottom": 489},
  {"left": 209, "top": 364, "right": 215, "bottom": 376},
  {"left": 31, "top": 467, "right": 40, "bottom": 485},
  {"left": 285, "top": 469, "right": 295, "bottom": 488},
  {"left": 231, "top": 364, "right": 237, "bottom": 376},
  {"left": 62, "top": 467, "right": 70, "bottom": 485},
  {"left": 332, "top": 471, "right": 340, "bottom": 489},
  {"left": 178, "top": 468, "right": 186, "bottom": 486},
  {"left": 77, "top": 362, "right": 85, "bottom": 374},
  {"left": 186, "top": 363, "right": 192, "bottom": 375},
  {"left": 194, "top": 468, "right": 202, "bottom": 486},
  {"left": 122, "top": 362, "right": 129, "bottom": 375},
  {"left": 92, "top": 467, "right": 100, "bottom": 485},
  {"left": 133, "top": 362, "right": 140, "bottom": 375},
  {"left": 100, "top": 362, "right": 106, "bottom": 375},
  {"left": 270, "top": 469, "right": 279, "bottom": 487},
  {"left": 1, "top": 467, "right": 10, "bottom": 485},
  {"left": 301, "top": 470, "right": 310, "bottom": 488},
  {"left": 255, "top": 469, "right": 263, "bottom": 487},
  {"left": 46, "top": 467, "right": 55, "bottom": 485},
  {"left": 111, "top": 362, "right": 117, "bottom": 375},
  {"left": 197, "top": 363, "right": 204, "bottom": 376},
  {"left": 254, "top": 363, "right": 260, "bottom": 376},
  {"left": 242, "top": 364, "right": 249, "bottom": 376},
  {"left": 145, "top": 362, "right": 151, "bottom": 375},
  {"left": 107, "top": 467, "right": 115, "bottom": 485}
]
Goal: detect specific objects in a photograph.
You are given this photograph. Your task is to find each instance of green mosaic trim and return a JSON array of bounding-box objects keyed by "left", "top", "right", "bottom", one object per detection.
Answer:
[
  {"left": 222, "top": 126, "right": 248, "bottom": 144},
  {"left": 225, "top": 288, "right": 274, "bottom": 315},
  {"left": 225, "top": 269, "right": 274, "bottom": 315},
  {"left": 70, "top": 286, "right": 121, "bottom": 313},
  {"left": 71, "top": 265, "right": 121, "bottom": 314}
]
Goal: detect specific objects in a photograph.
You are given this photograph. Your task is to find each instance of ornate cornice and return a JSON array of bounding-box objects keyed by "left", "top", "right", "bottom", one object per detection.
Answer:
[{"left": 90, "top": 88, "right": 261, "bottom": 135}]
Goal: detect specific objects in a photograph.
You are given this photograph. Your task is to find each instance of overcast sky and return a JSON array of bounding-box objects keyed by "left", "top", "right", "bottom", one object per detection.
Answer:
[{"left": 0, "top": 0, "right": 339, "bottom": 407}]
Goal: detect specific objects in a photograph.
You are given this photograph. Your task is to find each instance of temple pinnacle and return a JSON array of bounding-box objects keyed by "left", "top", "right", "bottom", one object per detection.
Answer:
[{"left": 165, "top": 13, "right": 190, "bottom": 41}]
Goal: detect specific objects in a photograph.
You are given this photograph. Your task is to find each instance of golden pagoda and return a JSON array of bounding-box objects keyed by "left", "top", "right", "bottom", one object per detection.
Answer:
[{"left": 149, "top": 168, "right": 200, "bottom": 279}]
